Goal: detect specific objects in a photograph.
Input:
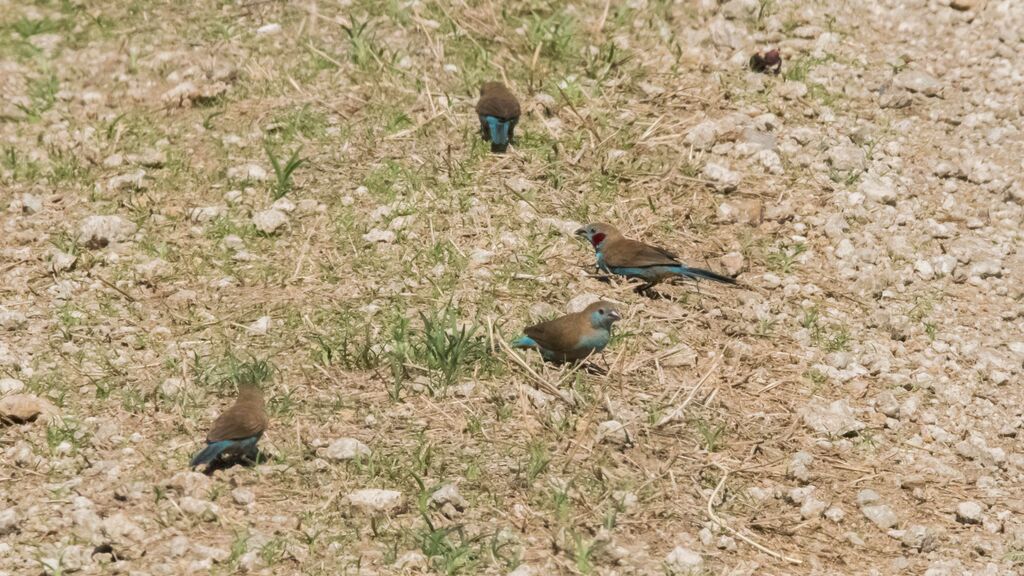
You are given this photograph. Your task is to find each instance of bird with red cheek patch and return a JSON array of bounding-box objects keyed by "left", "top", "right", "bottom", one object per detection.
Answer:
[{"left": 575, "top": 222, "right": 737, "bottom": 297}]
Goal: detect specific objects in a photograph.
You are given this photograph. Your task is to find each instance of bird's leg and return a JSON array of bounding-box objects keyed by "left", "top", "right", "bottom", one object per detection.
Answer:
[{"left": 633, "top": 281, "right": 654, "bottom": 294}]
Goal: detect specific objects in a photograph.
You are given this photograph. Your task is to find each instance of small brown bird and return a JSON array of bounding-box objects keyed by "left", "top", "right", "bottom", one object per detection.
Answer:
[
  {"left": 576, "top": 223, "right": 736, "bottom": 295},
  {"left": 190, "top": 383, "right": 269, "bottom": 469},
  {"left": 512, "top": 301, "right": 621, "bottom": 363},
  {"left": 476, "top": 81, "right": 521, "bottom": 153}
]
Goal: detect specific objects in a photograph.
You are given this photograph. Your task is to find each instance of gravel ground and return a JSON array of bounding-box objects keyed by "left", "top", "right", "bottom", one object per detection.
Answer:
[{"left": 1, "top": 0, "right": 1023, "bottom": 574}]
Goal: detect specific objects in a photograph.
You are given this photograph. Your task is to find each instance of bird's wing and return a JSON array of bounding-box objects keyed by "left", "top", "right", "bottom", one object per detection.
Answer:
[
  {"left": 523, "top": 313, "right": 585, "bottom": 353},
  {"left": 207, "top": 401, "right": 268, "bottom": 442},
  {"left": 603, "top": 238, "right": 681, "bottom": 268},
  {"left": 476, "top": 92, "right": 521, "bottom": 119}
]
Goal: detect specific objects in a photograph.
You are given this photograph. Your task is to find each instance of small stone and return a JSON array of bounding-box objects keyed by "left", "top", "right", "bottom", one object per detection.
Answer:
[
  {"left": 0, "top": 378, "right": 25, "bottom": 395},
  {"left": 801, "top": 495, "right": 828, "bottom": 519},
  {"left": 717, "top": 198, "right": 762, "bottom": 224},
  {"left": 429, "top": 484, "right": 468, "bottom": 512},
  {"left": 664, "top": 546, "right": 703, "bottom": 572},
  {"left": 0, "top": 394, "right": 59, "bottom": 425},
  {"left": 227, "top": 163, "right": 268, "bottom": 181},
  {"left": 825, "top": 506, "right": 845, "bottom": 522},
  {"left": 160, "top": 378, "right": 184, "bottom": 397},
  {"left": 702, "top": 162, "right": 741, "bottom": 192},
  {"left": 827, "top": 144, "right": 866, "bottom": 171},
  {"left": 720, "top": 252, "right": 745, "bottom": 276},
  {"left": 395, "top": 551, "right": 428, "bottom": 569},
  {"left": 857, "top": 489, "right": 881, "bottom": 507},
  {"left": 894, "top": 70, "right": 942, "bottom": 96},
  {"left": 256, "top": 23, "right": 281, "bottom": 35},
  {"left": 345, "top": 489, "right": 403, "bottom": 514},
  {"left": 134, "top": 149, "right": 166, "bottom": 168},
  {"left": 685, "top": 120, "right": 718, "bottom": 151},
  {"left": 862, "top": 504, "right": 899, "bottom": 529},
  {"left": 901, "top": 524, "right": 938, "bottom": 551},
  {"left": 179, "top": 496, "right": 219, "bottom": 520},
  {"left": 246, "top": 316, "right": 271, "bottom": 336},
  {"left": 595, "top": 420, "right": 629, "bottom": 446},
  {"left": 915, "top": 259, "right": 934, "bottom": 279},
  {"left": 107, "top": 170, "right": 147, "bottom": 192},
  {"left": 12, "top": 193, "right": 43, "bottom": 214},
  {"left": 956, "top": 501, "right": 983, "bottom": 524},
  {"left": 875, "top": 391, "right": 900, "bottom": 418},
  {"left": 77, "top": 215, "right": 137, "bottom": 248},
  {"left": 325, "top": 438, "right": 371, "bottom": 461},
  {"left": 565, "top": 293, "right": 601, "bottom": 314},
  {"left": 271, "top": 197, "right": 296, "bottom": 213},
  {"left": 134, "top": 258, "right": 171, "bottom": 282},
  {"left": 0, "top": 508, "right": 18, "bottom": 535},
  {"left": 188, "top": 206, "right": 226, "bottom": 223},
  {"left": 788, "top": 451, "right": 814, "bottom": 482},
  {"left": 50, "top": 250, "right": 77, "bottom": 273},
  {"left": 252, "top": 209, "right": 288, "bottom": 234},
  {"left": 363, "top": 228, "right": 396, "bottom": 243},
  {"left": 859, "top": 175, "right": 898, "bottom": 205},
  {"left": 801, "top": 399, "right": 864, "bottom": 437},
  {"left": 507, "top": 565, "right": 535, "bottom": 576},
  {"left": 468, "top": 248, "right": 494, "bottom": 268},
  {"left": 232, "top": 487, "right": 255, "bottom": 506},
  {"left": 757, "top": 150, "right": 784, "bottom": 175},
  {"left": 0, "top": 311, "right": 26, "bottom": 331},
  {"left": 296, "top": 198, "right": 320, "bottom": 214},
  {"left": 788, "top": 485, "right": 815, "bottom": 504}
]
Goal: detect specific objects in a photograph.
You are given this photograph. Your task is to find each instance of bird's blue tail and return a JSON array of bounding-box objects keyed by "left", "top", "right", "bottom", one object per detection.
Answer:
[
  {"left": 675, "top": 266, "right": 736, "bottom": 284},
  {"left": 190, "top": 440, "right": 235, "bottom": 468},
  {"left": 512, "top": 335, "right": 536, "bottom": 348},
  {"left": 485, "top": 116, "right": 511, "bottom": 152}
]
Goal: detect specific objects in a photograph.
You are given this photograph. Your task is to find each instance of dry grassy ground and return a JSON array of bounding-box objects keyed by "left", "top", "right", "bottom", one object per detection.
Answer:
[{"left": 2, "top": 0, "right": 1023, "bottom": 574}]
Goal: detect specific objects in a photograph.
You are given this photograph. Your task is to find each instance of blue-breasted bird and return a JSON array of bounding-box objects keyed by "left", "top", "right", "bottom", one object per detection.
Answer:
[
  {"left": 512, "top": 301, "right": 621, "bottom": 363},
  {"left": 575, "top": 223, "right": 736, "bottom": 295},
  {"left": 190, "top": 383, "right": 268, "bottom": 469},
  {"left": 476, "top": 81, "right": 521, "bottom": 153}
]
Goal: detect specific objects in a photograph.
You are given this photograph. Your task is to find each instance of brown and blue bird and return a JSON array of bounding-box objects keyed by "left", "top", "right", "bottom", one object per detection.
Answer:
[
  {"left": 575, "top": 223, "right": 736, "bottom": 296},
  {"left": 512, "top": 301, "right": 621, "bottom": 363},
  {"left": 190, "top": 383, "right": 269, "bottom": 470},
  {"left": 476, "top": 81, "right": 520, "bottom": 153}
]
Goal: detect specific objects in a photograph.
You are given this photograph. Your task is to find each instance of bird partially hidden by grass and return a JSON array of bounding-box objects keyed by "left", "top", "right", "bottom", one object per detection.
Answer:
[
  {"left": 190, "top": 382, "right": 269, "bottom": 472},
  {"left": 575, "top": 222, "right": 737, "bottom": 298},
  {"left": 476, "top": 81, "right": 520, "bottom": 153},
  {"left": 512, "top": 301, "right": 621, "bottom": 367}
]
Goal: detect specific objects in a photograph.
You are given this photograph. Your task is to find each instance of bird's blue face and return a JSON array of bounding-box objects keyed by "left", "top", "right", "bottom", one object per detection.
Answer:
[
  {"left": 575, "top": 224, "right": 609, "bottom": 252},
  {"left": 589, "top": 305, "right": 622, "bottom": 330}
]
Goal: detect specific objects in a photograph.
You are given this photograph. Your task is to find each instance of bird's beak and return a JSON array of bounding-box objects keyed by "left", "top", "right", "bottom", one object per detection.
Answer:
[
  {"left": 574, "top": 228, "right": 587, "bottom": 236},
  {"left": 608, "top": 310, "right": 622, "bottom": 321}
]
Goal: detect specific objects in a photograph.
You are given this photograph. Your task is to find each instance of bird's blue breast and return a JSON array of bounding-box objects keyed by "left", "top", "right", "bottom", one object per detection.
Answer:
[
  {"left": 482, "top": 115, "right": 511, "bottom": 145},
  {"left": 575, "top": 330, "right": 611, "bottom": 351}
]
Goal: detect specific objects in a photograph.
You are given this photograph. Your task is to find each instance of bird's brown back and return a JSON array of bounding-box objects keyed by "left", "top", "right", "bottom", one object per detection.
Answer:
[
  {"left": 476, "top": 82, "right": 521, "bottom": 119},
  {"left": 524, "top": 310, "right": 588, "bottom": 353},
  {"left": 602, "top": 237, "right": 680, "bottom": 268},
  {"left": 207, "top": 386, "right": 269, "bottom": 442}
]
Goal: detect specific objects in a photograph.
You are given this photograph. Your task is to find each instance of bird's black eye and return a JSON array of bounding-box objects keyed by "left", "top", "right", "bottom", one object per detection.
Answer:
[{"left": 598, "top": 308, "right": 605, "bottom": 314}]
